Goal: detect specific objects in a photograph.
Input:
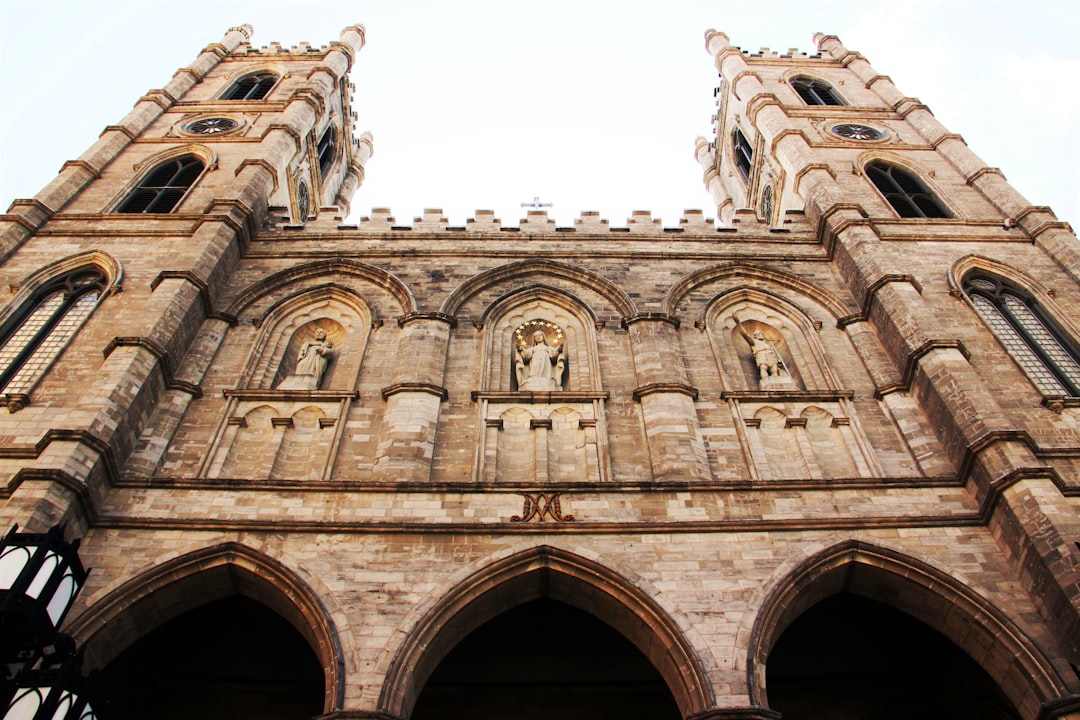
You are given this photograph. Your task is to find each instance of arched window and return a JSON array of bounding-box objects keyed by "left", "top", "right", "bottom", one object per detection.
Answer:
[
  {"left": 964, "top": 273, "right": 1080, "bottom": 397},
  {"left": 317, "top": 125, "right": 337, "bottom": 178},
  {"left": 733, "top": 127, "right": 753, "bottom": 182},
  {"left": 116, "top": 155, "right": 204, "bottom": 214},
  {"left": 0, "top": 268, "right": 107, "bottom": 404},
  {"left": 866, "top": 162, "right": 951, "bottom": 218},
  {"left": 221, "top": 71, "right": 278, "bottom": 101},
  {"left": 791, "top": 77, "right": 845, "bottom": 106}
]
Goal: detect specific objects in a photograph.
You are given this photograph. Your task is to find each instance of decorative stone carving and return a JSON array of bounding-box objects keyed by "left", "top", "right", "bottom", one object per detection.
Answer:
[
  {"left": 279, "top": 328, "right": 334, "bottom": 390},
  {"left": 513, "top": 320, "right": 566, "bottom": 391},
  {"left": 734, "top": 318, "right": 797, "bottom": 390}
]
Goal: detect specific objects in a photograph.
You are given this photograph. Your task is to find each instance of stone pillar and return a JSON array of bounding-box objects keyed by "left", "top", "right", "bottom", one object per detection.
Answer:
[
  {"left": 374, "top": 313, "right": 454, "bottom": 481},
  {"left": 625, "top": 314, "right": 709, "bottom": 482}
]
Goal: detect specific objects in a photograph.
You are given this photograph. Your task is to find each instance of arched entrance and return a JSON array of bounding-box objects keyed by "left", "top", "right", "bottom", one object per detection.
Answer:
[
  {"left": 412, "top": 598, "right": 680, "bottom": 720},
  {"left": 748, "top": 541, "right": 1069, "bottom": 720},
  {"left": 66, "top": 543, "right": 343, "bottom": 717},
  {"left": 379, "top": 545, "right": 712, "bottom": 719},
  {"left": 95, "top": 595, "right": 323, "bottom": 719},
  {"left": 766, "top": 592, "right": 1018, "bottom": 720}
]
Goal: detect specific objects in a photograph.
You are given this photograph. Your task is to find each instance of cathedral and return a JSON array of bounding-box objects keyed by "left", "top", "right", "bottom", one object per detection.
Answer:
[{"left": 1, "top": 22, "right": 1078, "bottom": 720}]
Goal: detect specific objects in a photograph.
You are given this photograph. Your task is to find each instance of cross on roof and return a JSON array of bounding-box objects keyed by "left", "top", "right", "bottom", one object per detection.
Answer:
[{"left": 520, "top": 196, "right": 552, "bottom": 209}]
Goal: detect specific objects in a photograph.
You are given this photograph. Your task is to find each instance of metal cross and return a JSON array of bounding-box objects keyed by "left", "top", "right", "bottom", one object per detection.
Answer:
[{"left": 520, "top": 196, "right": 552, "bottom": 209}]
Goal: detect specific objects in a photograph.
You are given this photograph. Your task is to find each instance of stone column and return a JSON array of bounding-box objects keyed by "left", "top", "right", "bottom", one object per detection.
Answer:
[
  {"left": 625, "top": 314, "right": 710, "bottom": 482},
  {"left": 374, "top": 313, "right": 454, "bottom": 481}
]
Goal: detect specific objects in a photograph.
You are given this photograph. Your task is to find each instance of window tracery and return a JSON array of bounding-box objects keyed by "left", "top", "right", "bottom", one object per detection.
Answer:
[
  {"left": 222, "top": 71, "right": 278, "bottom": 101},
  {"left": 116, "top": 155, "right": 205, "bottom": 214},
  {"left": 791, "top": 77, "right": 845, "bottom": 106},
  {"left": 865, "top": 162, "right": 950, "bottom": 219}
]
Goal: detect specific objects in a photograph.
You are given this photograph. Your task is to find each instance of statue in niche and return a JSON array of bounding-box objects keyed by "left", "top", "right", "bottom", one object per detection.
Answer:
[
  {"left": 734, "top": 318, "right": 794, "bottom": 389},
  {"left": 279, "top": 328, "right": 334, "bottom": 390},
  {"left": 514, "top": 321, "right": 566, "bottom": 391}
]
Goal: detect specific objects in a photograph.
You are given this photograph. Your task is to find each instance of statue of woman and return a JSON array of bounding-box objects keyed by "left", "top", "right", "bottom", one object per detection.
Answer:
[
  {"left": 279, "top": 328, "right": 333, "bottom": 390},
  {"left": 515, "top": 329, "right": 564, "bottom": 390}
]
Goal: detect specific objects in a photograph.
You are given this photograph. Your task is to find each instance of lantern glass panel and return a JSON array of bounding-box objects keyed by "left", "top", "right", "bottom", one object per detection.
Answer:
[
  {"left": 6, "top": 686, "right": 47, "bottom": 720},
  {"left": 46, "top": 570, "right": 77, "bottom": 626},
  {"left": 0, "top": 545, "right": 33, "bottom": 588},
  {"left": 25, "top": 552, "right": 59, "bottom": 600}
]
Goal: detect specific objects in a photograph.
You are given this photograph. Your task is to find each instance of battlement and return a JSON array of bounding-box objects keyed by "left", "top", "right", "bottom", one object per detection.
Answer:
[{"left": 269, "top": 206, "right": 810, "bottom": 237}]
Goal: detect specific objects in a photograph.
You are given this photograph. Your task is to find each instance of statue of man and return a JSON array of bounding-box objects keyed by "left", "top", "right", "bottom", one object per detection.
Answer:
[
  {"left": 280, "top": 328, "right": 333, "bottom": 390},
  {"left": 740, "top": 327, "right": 786, "bottom": 380},
  {"left": 515, "top": 329, "right": 564, "bottom": 390}
]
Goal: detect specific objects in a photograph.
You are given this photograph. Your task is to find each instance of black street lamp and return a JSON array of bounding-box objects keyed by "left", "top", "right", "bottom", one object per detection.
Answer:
[{"left": 0, "top": 525, "right": 97, "bottom": 720}]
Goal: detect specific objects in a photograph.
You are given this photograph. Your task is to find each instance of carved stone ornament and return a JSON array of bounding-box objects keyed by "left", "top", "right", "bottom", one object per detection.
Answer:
[
  {"left": 513, "top": 320, "right": 566, "bottom": 391},
  {"left": 278, "top": 327, "right": 333, "bottom": 390}
]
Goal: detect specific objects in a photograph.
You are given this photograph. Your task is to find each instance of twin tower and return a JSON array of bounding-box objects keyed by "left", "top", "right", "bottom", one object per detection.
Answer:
[{"left": 1, "top": 23, "right": 1078, "bottom": 720}]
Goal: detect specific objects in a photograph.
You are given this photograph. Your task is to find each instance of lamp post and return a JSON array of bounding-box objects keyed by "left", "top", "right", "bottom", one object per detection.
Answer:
[{"left": 0, "top": 525, "right": 97, "bottom": 720}]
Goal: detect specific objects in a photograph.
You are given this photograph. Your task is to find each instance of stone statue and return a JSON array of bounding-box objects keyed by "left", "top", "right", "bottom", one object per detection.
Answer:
[
  {"left": 515, "top": 329, "right": 565, "bottom": 391},
  {"left": 739, "top": 325, "right": 787, "bottom": 381},
  {"left": 279, "top": 328, "right": 333, "bottom": 390}
]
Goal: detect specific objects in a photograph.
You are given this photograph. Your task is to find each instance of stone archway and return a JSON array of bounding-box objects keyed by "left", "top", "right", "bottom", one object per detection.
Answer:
[
  {"left": 747, "top": 541, "right": 1069, "bottom": 719},
  {"left": 378, "top": 545, "right": 713, "bottom": 719},
  {"left": 67, "top": 542, "right": 344, "bottom": 715}
]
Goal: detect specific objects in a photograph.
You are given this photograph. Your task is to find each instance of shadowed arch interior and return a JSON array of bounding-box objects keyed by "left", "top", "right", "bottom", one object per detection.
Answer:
[{"left": 378, "top": 546, "right": 712, "bottom": 719}]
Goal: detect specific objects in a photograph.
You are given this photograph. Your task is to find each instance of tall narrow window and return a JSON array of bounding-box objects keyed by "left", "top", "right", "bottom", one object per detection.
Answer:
[
  {"left": 866, "top": 162, "right": 951, "bottom": 218},
  {"left": 733, "top": 127, "right": 753, "bottom": 182},
  {"left": 0, "top": 269, "right": 107, "bottom": 404},
  {"left": 964, "top": 273, "right": 1080, "bottom": 397},
  {"left": 317, "top": 126, "right": 337, "bottom": 178},
  {"left": 222, "top": 71, "right": 278, "bottom": 101},
  {"left": 791, "top": 77, "right": 845, "bottom": 106},
  {"left": 116, "top": 156, "right": 204, "bottom": 214}
]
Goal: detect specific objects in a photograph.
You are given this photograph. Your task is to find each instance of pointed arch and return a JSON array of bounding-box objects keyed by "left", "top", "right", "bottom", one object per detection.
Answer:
[
  {"left": 377, "top": 544, "right": 714, "bottom": 719},
  {"left": 67, "top": 542, "right": 346, "bottom": 713},
  {"left": 663, "top": 262, "right": 854, "bottom": 320},
  {"left": 226, "top": 258, "right": 416, "bottom": 318},
  {"left": 440, "top": 259, "right": 637, "bottom": 318},
  {"left": 855, "top": 151, "right": 953, "bottom": 219},
  {"left": 747, "top": 540, "right": 1067, "bottom": 718}
]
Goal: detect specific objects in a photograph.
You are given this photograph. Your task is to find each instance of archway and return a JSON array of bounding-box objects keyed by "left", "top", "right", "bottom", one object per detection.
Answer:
[
  {"left": 379, "top": 546, "right": 712, "bottom": 719},
  {"left": 412, "top": 598, "right": 680, "bottom": 720},
  {"left": 748, "top": 541, "right": 1067, "bottom": 720},
  {"left": 68, "top": 543, "right": 344, "bottom": 715},
  {"left": 766, "top": 592, "right": 1019, "bottom": 720}
]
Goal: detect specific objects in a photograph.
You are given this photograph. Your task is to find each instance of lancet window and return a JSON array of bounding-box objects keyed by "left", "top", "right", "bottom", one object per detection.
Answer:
[
  {"left": 865, "top": 162, "right": 950, "bottom": 219},
  {"left": 116, "top": 155, "right": 205, "bottom": 214},
  {"left": 791, "top": 77, "right": 845, "bottom": 106},
  {"left": 0, "top": 268, "right": 106, "bottom": 402},
  {"left": 964, "top": 273, "right": 1080, "bottom": 397},
  {"left": 221, "top": 71, "right": 278, "bottom": 101},
  {"left": 733, "top": 127, "right": 753, "bottom": 182},
  {"left": 317, "top": 126, "right": 337, "bottom": 178}
]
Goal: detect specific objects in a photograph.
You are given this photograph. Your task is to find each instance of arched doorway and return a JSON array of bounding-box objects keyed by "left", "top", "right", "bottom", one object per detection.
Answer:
[
  {"left": 412, "top": 598, "right": 680, "bottom": 720},
  {"left": 95, "top": 595, "right": 324, "bottom": 719},
  {"left": 378, "top": 546, "right": 712, "bottom": 719},
  {"left": 766, "top": 593, "right": 1019, "bottom": 720}
]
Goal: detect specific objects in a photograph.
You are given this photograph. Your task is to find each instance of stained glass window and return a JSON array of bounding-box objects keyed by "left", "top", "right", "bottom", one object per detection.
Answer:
[
  {"left": 965, "top": 274, "right": 1080, "bottom": 397},
  {"left": 0, "top": 269, "right": 106, "bottom": 401}
]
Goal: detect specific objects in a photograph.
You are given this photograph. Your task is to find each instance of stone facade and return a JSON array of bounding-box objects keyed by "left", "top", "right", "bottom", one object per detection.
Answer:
[{"left": 0, "top": 23, "right": 1078, "bottom": 720}]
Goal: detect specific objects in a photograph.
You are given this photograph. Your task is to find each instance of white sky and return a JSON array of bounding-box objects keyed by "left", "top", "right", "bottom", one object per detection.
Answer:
[{"left": 1, "top": 0, "right": 1077, "bottom": 228}]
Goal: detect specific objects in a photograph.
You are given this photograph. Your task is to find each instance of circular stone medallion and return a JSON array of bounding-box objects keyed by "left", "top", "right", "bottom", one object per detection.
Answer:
[
  {"left": 184, "top": 117, "right": 239, "bottom": 135},
  {"left": 830, "top": 123, "right": 885, "bottom": 141}
]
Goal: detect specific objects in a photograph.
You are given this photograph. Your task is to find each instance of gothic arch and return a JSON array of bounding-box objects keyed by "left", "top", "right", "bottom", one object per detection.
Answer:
[
  {"left": 225, "top": 258, "right": 415, "bottom": 318},
  {"left": 948, "top": 255, "right": 1067, "bottom": 316},
  {"left": 376, "top": 544, "right": 714, "bottom": 719},
  {"left": 239, "top": 284, "right": 372, "bottom": 390},
  {"left": 480, "top": 285, "right": 602, "bottom": 392},
  {"left": 746, "top": 540, "right": 1067, "bottom": 718},
  {"left": 0, "top": 250, "right": 123, "bottom": 320},
  {"left": 663, "top": 262, "right": 854, "bottom": 320},
  {"left": 854, "top": 150, "right": 957, "bottom": 218},
  {"left": 66, "top": 542, "right": 347, "bottom": 713},
  {"left": 439, "top": 258, "right": 637, "bottom": 319}
]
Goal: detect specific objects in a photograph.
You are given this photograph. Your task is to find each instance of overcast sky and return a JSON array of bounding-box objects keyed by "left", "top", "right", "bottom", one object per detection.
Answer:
[{"left": 1, "top": 0, "right": 1077, "bottom": 228}]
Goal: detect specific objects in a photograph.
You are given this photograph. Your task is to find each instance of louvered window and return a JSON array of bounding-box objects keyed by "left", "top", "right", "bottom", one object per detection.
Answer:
[
  {"left": 964, "top": 274, "right": 1080, "bottom": 397},
  {"left": 0, "top": 269, "right": 106, "bottom": 402},
  {"left": 866, "top": 162, "right": 951, "bottom": 218},
  {"left": 733, "top": 128, "right": 753, "bottom": 182},
  {"left": 116, "top": 156, "right": 204, "bottom": 214},
  {"left": 222, "top": 72, "right": 277, "bottom": 101},
  {"left": 791, "top": 77, "right": 845, "bottom": 106},
  {"left": 318, "top": 126, "right": 337, "bottom": 178}
]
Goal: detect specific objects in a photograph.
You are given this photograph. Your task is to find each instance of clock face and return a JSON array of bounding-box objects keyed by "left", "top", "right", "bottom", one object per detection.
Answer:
[
  {"left": 184, "top": 117, "right": 239, "bottom": 135},
  {"left": 831, "top": 123, "right": 885, "bottom": 141}
]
